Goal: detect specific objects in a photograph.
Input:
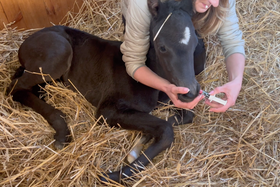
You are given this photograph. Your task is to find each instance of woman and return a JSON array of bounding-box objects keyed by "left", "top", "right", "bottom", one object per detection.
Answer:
[{"left": 121, "top": 0, "right": 245, "bottom": 113}]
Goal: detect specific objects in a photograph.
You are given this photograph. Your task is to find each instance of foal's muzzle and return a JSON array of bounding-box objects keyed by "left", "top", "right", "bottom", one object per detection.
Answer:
[{"left": 178, "top": 84, "right": 200, "bottom": 103}]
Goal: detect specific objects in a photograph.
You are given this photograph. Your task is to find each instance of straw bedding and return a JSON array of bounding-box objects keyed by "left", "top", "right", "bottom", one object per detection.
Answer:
[{"left": 0, "top": 0, "right": 279, "bottom": 186}]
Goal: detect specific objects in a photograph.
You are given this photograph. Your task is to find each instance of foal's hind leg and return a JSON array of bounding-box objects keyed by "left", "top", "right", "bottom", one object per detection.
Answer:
[
  {"left": 8, "top": 70, "right": 70, "bottom": 149},
  {"left": 13, "top": 90, "right": 70, "bottom": 149},
  {"left": 8, "top": 30, "right": 73, "bottom": 149},
  {"left": 97, "top": 108, "right": 174, "bottom": 183},
  {"left": 126, "top": 134, "right": 153, "bottom": 163}
]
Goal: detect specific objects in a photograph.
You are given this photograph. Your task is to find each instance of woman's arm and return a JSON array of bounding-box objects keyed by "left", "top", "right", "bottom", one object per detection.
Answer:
[
  {"left": 205, "top": 53, "right": 245, "bottom": 112},
  {"left": 120, "top": 0, "right": 151, "bottom": 78},
  {"left": 205, "top": 0, "right": 245, "bottom": 112},
  {"left": 134, "top": 66, "right": 204, "bottom": 109}
]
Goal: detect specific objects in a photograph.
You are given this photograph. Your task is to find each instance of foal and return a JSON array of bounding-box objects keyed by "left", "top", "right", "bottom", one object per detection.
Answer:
[{"left": 7, "top": 0, "right": 205, "bottom": 183}]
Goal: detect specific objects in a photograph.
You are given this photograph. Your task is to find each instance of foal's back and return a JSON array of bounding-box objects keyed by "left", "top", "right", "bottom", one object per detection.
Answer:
[{"left": 17, "top": 26, "right": 157, "bottom": 112}]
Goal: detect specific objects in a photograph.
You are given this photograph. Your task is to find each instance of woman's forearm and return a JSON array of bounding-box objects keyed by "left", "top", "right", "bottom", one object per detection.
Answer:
[
  {"left": 133, "top": 66, "right": 177, "bottom": 93},
  {"left": 133, "top": 66, "right": 203, "bottom": 109},
  {"left": 225, "top": 53, "right": 245, "bottom": 84}
]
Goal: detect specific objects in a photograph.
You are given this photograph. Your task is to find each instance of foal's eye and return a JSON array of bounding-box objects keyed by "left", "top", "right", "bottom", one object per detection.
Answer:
[{"left": 159, "top": 45, "right": 167, "bottom": 53}]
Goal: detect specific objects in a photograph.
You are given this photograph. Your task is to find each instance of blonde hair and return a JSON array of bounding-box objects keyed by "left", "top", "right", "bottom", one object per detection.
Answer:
[{"left": 192, "top": 0, "right": 229, "bottom": 37}]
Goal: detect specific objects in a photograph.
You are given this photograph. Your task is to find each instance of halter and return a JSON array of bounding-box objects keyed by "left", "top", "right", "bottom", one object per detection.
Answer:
[{"left": 153, "top": 13, "right": 173, "bottom": 41}]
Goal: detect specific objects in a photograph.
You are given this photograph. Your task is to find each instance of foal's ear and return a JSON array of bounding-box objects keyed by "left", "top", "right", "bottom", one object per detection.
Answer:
[
  {"left": 181, "top": 0, "right": 194, "bottom": 16},
  {"left": 148, "top": 0, "right": 159, "bottom": 16}
]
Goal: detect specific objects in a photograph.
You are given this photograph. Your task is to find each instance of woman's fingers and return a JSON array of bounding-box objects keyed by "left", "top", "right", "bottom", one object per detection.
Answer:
[
  {"left": 172, "top": 86, "right": 189, "bottom": 95},
  {"left": 164, "top": 84, "right": 205, "bottom": 109},
  {"left": 206, "top": 100, "right": 230, "bottom": 112},
  {"left": 204, "top": 85, "right": 236, "bottom": 113}
]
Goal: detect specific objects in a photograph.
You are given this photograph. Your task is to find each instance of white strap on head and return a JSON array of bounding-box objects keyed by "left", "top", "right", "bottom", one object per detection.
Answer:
[{"left": 153, "top": 13, "right": 173, "bottom": 41}]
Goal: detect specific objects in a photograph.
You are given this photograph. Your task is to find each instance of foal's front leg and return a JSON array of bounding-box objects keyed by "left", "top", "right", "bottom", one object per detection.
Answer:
[{"left": 158, "top": 91, "right": 195, "bottom": 125}]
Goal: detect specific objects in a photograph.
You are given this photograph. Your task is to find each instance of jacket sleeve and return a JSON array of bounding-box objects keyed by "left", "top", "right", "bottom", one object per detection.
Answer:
[
  {"left": 217, "top": 0, "right": 245, "bottom": 59},
  {"left": 120, "top": 0, "right": 151, "bottom": 79}
]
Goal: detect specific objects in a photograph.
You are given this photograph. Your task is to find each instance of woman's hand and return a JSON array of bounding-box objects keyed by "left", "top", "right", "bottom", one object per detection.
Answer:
[
  {"left": 205, "top": 79, "right": 242, "bottom": 112},
  {"left": 206, "top": 53, "right": 245, "bottom": 112},
  {"left": 133, "top": 66, "right": 204, "bottom": 110},
  {"left": 165, "top": 84, "right": 204, "bottom": 109}
]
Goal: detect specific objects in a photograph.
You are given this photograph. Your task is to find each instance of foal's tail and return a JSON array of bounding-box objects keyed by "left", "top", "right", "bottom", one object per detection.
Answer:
[
  {"left": 12, "top": 66, "right": 25, "bottom": 79},
  {"left": 6, "top": 66, "right": 25, "bottom": 96}
]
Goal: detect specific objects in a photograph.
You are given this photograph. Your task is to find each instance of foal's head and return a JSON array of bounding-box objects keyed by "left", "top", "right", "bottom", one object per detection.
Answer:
[{"left": 148, "top": 0, "right": 200, "bottom": 102}]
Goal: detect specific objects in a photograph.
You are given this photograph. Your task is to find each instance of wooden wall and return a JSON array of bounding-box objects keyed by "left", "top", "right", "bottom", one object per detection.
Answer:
[{"left": 0, "top": 0, "right": 84, "bottom": 30}]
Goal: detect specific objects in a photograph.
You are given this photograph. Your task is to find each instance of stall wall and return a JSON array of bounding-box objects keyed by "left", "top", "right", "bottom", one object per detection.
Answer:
[{"left": 0, "top": 0, "right": 84, "bottom": 30}]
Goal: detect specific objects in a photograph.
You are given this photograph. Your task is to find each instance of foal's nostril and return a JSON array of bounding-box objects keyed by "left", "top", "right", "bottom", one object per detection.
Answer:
[
  {"left": 177, "top": 84, "right": 200, "bottom": 103},
  {"left": 186, "top": 91, "right": 197, "bottom": 99},
  {"left": 178, "top": 92, "right": 197, "bottom": 103}
]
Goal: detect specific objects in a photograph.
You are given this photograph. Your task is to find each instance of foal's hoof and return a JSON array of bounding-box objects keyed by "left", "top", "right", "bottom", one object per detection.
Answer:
[
  {"left": 99, "top": 171, "right": 121, "bottom": 184},
  {"left": 54, "top": 136, "right": 71, "bottom": 150},
  {"left": 54, "top": 133, "right": 71, "bottom": 150},
  {"left": 168, "top": 110, "right": 194, "bottom": 126},
  {"left": 54, "top": 140, "right": 65, "bottom": 150}
]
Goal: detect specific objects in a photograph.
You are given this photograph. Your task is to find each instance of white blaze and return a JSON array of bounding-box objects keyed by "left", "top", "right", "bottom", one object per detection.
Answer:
[{"left": 180, "top": 27, "right": 191, "bottom": 45}]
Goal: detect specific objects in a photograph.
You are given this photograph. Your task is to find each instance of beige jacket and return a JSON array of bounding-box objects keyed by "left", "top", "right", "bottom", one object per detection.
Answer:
[{"left": 121, "top": 0, "right": 245, "bottom": 79}]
